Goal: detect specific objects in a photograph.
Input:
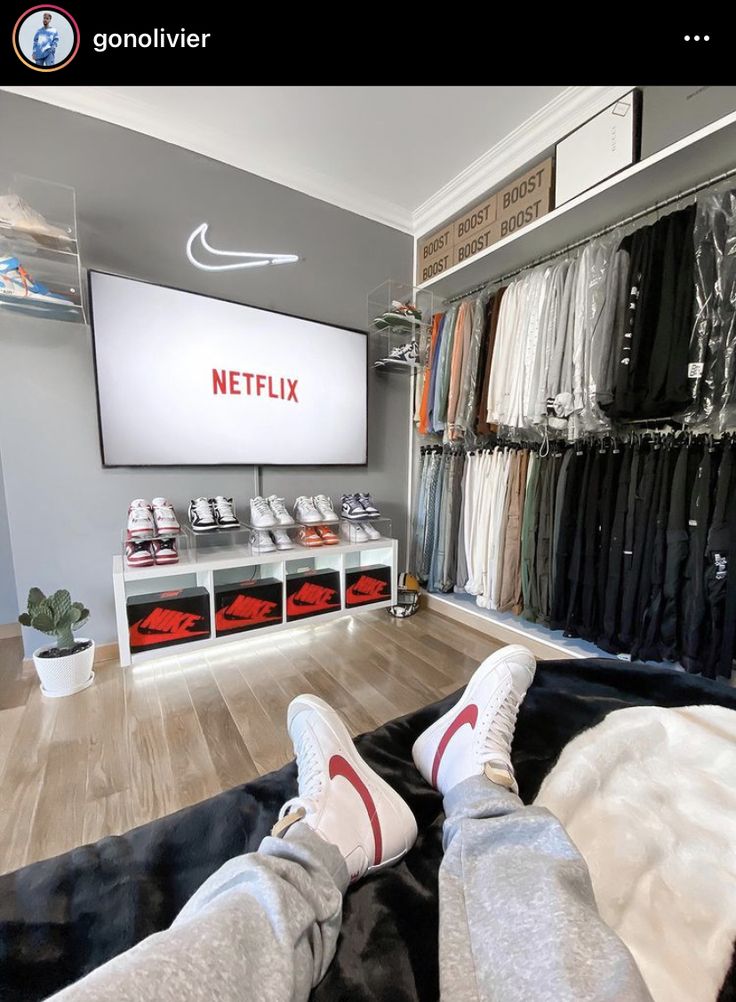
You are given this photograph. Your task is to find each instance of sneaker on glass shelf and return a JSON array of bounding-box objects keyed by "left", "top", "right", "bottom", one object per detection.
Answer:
[
  {"left": 412, "top": 645, "right": 536, "bottom": 796},
  {"left": 299, "top": 526, "right": 323, "bottom": 547},
  {"left": 213, "top": 496, "right": 240, "bottom": 529},
  {"left": 316, "top": 525, "right": 340, "bottom": 545},
  {"left": 294, "top": 496, "right": 322, "bottom": 524},
  {"left": 125, "top": 540, "right": 154, "bottom": 568},
  {"left": 358, "top": 493, "right": 380, "bottom": 517},
  {"left": 374, "top": 340, "right": 419, "bottom": 368},
  {"left": 127, "top": 499, "right": 155, "bottom": 538},
  {"left": 273, "top": 695, "right": 417, "bottom": 882},
  {"left": 251, "top": 529, "right": 276, "bottom": 553},
  {"left": 250, "top": 496, "right": 277, "bottom": 528},
  {"left": 373, "top": 300, "right": 422, "bottom": 332},
  {"left": 0, "top": 254, "right": 73, "bottom": 304},
  {"left": 344, "top": 523, "right": 369, "bottom": 544},
  {"left": 151, "top": 497, "right": 180, "bottom": 535},
  {"left": 152, "top": 537, "right": 179, "bottom": 565},
  {"left": 362, "top": 522, "right": 381, "bottom": 540},
  {"left": 0, "top": 193, "right": 72, "bottom": 244},
  {"left": 271, "top": 528, "right": 294, "bottom": 551},
  {"left": 189, "top": 497, "right": 217, "bottom": 533},
  {"left": 267, "top": 495, "right": 293, "bottom": 525},
  {"left": 313, "top": 494, "right": 339, "bottom": 523},
  {"left": 341, "top": 494, "right": 370, "bottom": 521}
]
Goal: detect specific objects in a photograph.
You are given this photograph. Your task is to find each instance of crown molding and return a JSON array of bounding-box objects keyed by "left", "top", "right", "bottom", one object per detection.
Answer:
[
  {"left": 1, "top": 86, "right": 415, "bottom": 233},
  {"left": 412, "top": 85, "right": 635, "bottom": 237}
]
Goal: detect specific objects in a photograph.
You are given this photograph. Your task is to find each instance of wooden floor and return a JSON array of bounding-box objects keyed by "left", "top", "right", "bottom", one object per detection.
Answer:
[{"left": 0, "top": 609, "right": 500, "bottom": 876}]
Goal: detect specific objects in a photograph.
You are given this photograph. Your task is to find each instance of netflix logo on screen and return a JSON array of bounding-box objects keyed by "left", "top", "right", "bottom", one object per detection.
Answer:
[{"left": 212, "top": 370, "right": 299, "bottom": 403}]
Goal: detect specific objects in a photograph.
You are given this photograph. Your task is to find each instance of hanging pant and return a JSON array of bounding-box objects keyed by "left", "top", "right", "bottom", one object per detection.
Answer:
[
  {"left": 680, "top": 448, "right": 713, "bottom": 673},
  {"left": 50, "top": 781, "right": 652, "bottom": 1002},
  {"left": 703, "top": 445, "right": 735, "bottom": 678}
]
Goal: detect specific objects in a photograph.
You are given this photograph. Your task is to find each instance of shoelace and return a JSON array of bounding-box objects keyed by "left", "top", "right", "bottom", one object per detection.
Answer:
[
  {"left": 252, "top": 496, "right": 272, "bottom": 517},
  {"left": 298, "top": 497, "right": 319, "bottom": 515},
  {"left": 192, "top": 498, "right": 213, "bottom": 521},
  {"left": 314, "top": 494, "right": 333, "bottom": 511},
  {"left": 216, "top": 497, "right": 236, "bottom": 517},
  {"left": 480, "top": 690, "right": 520, "bottom": 766},
  {"left": 277, "top": 732, "right": 323, "bottom": 821},
  {"left": 130, "top": 508, "right": 151, "bottom": 523},
  {"left": 269, "top": 496, "right": 289, "bottom": 518},
  {"left": 155, "top": 503, "right": 176, "bottom": 518}
]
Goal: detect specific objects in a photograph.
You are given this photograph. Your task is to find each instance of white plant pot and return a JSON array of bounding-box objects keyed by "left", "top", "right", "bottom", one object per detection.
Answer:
[{"left": 32, "top": 638, "right": 95, "bottom": 698}]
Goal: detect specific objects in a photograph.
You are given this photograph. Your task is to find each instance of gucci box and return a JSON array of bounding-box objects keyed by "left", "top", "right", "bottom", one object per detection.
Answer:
[
  {"left": 345, "top": 564, "right": 392, "bottom": 607},
  {"left": 286, "top": 569, "right": 341, "bottom": 621},
  {"left": 214, "top": 577, "right": 283, "bottom": 635},
  {"left": 127, "top": 586, "right": 210, "bottom": 653}
]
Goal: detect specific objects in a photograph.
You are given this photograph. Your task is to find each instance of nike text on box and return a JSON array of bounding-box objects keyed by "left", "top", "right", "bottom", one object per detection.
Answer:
[
  {"left": 345, "top": 564, "right": 393, "bottom": 607},
  {"left": 127, "top": 587, "right": 210, "bottom": 653},
  {"left": 214, "top": 578, "right": 283, "bottom": 635},
  {"left": 286, "top": 569, "right": 341, "bottom": 621},
  {"left": 212, "top": 370, "right": 298, "bottom": 402}
]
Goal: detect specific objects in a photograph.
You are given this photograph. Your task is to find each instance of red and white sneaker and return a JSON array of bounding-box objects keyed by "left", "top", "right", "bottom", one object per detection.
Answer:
[
  {"left": 152, "top": 537, "right": 178, "bottom": 564},
  {"left": 412, "top": 645, "right": 536, "bottom": 796},
  {"left": 125, "top": 540, "right": 154, "bottom": 567},
  {"left": 126, "top": 499, "right": 155, "bottom": 538},
  {"left": 299, "top": 526, "right": 323, "bottom": 547},
  {"left": 152, "top": 497, "right": 180, "bottom": 535},
  {"left": 316, "top": 525, "right": 340, "bottom": 545},
  {"left": 275, "top": 694, "right": 417, "bottom": 881}
]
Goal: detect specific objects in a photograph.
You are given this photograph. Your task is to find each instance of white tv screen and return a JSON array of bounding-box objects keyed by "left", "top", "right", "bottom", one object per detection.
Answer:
[{"left": 89, "top": 272, "right": 368, "bottom": 466}]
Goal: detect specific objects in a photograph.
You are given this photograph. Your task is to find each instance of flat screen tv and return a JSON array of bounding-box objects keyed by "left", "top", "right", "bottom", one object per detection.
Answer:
[{"left": 88, "top": 271, "right": 367, "bottom": 466}]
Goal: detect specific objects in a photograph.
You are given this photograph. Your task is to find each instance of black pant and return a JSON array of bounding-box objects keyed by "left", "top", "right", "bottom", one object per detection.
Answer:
[
  {"left": 680, "top": 448, "right": 714, "bottom": 673},
  {"left": 703, "top": 445, "right": 734, "bottom": 678},
  {"left": 599, "top": 446, "right": 634, "bottom": 652},
  {"left": 619, "top": 446, "right": 656, "bottom": 652},
  {"left": 660, "top": 446, "right": 698, "bottom": 661},
  {"left": 634, "top": 446, "right": 674, "bottom": 661}
]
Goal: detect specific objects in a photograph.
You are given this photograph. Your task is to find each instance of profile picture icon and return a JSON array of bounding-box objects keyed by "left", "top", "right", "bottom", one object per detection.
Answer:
[{"left": 13, "top": 5, "right": 80, "bottom": 71}]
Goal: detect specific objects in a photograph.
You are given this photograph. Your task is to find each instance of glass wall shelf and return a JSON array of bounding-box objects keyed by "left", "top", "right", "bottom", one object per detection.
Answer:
[{"left": 367, "top": 279, "right": 443, "bottom": 371}]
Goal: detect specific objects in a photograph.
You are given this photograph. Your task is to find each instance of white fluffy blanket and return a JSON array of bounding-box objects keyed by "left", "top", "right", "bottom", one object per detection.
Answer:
[{"left": 534, "top": 705, "right": 736, "bottom": 1002}]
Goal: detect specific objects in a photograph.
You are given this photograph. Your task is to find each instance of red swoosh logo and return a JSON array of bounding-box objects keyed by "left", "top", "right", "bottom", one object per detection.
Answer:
[
  {"left": 129, "top": 620, "right": 209, "bottom": 647},
  {"left": 431, "top": 704, "right": 478, "bottom": 787},
  {"left": 329, "top": 754, "right": 382, "bottom": 866}
]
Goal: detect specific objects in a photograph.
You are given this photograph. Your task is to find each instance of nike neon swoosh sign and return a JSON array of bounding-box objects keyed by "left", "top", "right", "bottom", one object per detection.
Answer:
[{"left": 186, "top": 223, "right": 299, "bottom": 272}]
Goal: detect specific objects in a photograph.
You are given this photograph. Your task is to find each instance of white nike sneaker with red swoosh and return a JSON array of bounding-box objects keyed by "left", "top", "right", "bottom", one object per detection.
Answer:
[
  {"left": 276, "top": 694, "right": 417, "bottom": 881},
  {"left": 412, "top": 645, "right": 536, "bottom": 796}
]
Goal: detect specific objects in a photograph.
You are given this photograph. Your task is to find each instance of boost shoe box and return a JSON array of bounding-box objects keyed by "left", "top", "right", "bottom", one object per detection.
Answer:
[
  {"left": 345, "top": 564, "right": 392, "bottom": 607},
  {"left": 215, "top": 577, "right": 282, "bottom": 635},
  {"left": 127, "top": 586, "right": 210, "bottom": 653},
  {"left": 286, "top": 569, "right": 341, "bottom": 621}
]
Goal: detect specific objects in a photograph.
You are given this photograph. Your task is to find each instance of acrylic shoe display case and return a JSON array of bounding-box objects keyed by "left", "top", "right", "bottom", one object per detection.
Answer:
[{"left": 367, "top": 279, "right": 443, "bottom": 372}]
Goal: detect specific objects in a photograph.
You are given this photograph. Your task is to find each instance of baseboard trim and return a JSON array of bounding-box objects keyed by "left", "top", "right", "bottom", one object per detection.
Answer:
[{"left": 22, "top": 641, "right": 120, "bottom": 672}]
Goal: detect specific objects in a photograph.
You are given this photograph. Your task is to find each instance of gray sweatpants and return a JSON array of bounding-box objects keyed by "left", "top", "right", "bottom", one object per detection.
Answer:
[{"left": 48, "top": 779, "right": 652, "bottom": 1002}]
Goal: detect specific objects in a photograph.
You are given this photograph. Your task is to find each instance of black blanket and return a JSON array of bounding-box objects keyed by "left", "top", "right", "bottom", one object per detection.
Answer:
[{"left": 2, "top": 658, "right": 736, "bottom": 1002}]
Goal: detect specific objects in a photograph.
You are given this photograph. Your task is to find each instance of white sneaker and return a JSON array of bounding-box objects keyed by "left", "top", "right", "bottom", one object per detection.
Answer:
[
  {"left": 276, "top": 694, "right": 417, "bottom": 881},
  {"left": 213, "top": 496, "right": 240, "bottom": 529},
  {"left": 412, "top": 645, "right": 536, "bottom": 796},
  {"left": 151, "top": 497, "right": 180, "bottom": 534},
  {"left": 267, "top": 495, "right": 293, "bottom": 525},
  {"left": 127, "top": 499, "right": 154, "bottom": 538},
  {"left": 294, "top": 495, "right": 322, "bottom": 524},
  {"left": 344, "top": 523, "right": 369, "bottom": 543},
  {"left": 250, "top": 529, "right": 276, "bottom": 553},
  {"left": 0, "top": 193, "right": 72, "bottom": 243},
  {"left": 313, "top": 494, "right": 339, "bottom": 523},
  {"left": 250, "top": 496, "right": 277, "bottom": 528},
  {"left": 271, "top": 528, "right": 294, "bottom": 550},
  {"left": 189, "top": 497, "right": 217, "bottom": 533},
  {"left": 362, "top": 522, "right": 381, "bottom": 540}
]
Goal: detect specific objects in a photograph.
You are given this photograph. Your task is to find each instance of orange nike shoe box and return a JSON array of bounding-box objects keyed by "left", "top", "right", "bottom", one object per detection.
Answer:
[
  {"left": 345, "top": 564, "right": 392, "bottom": 607},
  {"left": 127, "top": 586, "right": 210, "bottom": 653},
  {"left": 286, "top": 569, "right": 341, "bottom": 621},
  {"left": 214, "top": 577, "right": 283, "bottom": 636}
]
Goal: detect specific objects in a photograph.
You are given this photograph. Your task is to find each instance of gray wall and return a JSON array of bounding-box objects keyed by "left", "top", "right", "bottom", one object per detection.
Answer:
[
  {"left": 0, "top": 92, "right": 412, "bottom": 652},
  {"left": 0, "top": 454, "right": 17, "bottom": 624}
]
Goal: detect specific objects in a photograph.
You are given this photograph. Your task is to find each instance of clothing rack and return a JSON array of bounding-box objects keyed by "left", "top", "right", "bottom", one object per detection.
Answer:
[{"left": 443, "top": 164, "right": 736, "bottom": 305}]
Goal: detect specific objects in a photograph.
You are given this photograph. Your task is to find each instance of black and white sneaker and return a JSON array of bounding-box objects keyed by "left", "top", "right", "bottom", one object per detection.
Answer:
[
  {"left": 373, "top": 300, "right": 422, "bottom": 331},
  {"left": 341, "top": 493, "right": 371, "bottom": 520},
  {"left": 212, "top": 496, "right": 240, "bottom": 529},
  {"left": 189, "top": 497, "right": 218, "bottom": 532},
  {"left": 374, "top": 341, "right": 419, "bottom": 368},
  {"left": 358, "top": 493, "right": 380, "bottom": 517}
]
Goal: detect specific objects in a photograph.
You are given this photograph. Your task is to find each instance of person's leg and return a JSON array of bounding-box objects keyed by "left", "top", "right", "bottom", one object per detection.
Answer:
[
  {"left": 413, "top": 646, "right": 652, "bottom": 1002},
  {"left": 50, "top": 696, "right": 417, "bottom": 1002}
]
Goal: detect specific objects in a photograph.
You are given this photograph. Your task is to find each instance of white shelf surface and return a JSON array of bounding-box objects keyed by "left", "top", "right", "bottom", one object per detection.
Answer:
[
  {"left": 117, "top": 536, "right": 394, "bottom": 582},
  {"left": 418, "top": 109, "right": 736, "bottom": 299}
]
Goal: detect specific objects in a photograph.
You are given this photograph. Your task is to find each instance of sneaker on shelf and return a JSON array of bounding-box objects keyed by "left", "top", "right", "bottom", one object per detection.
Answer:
[
  {"left": 151, "top": 497, "right": 180, "bottom": 535},
  {"left": 298, "top": 526, "right": 323, "bottom": 547},
  {"left": 267, "top": 495, "right": 294, "bottom": 525},
  {"left": 358, "top": 493, "right": 380, "bottom": 517},
  {"left": 212, "top": 495, "right": 240, "bottom": 529},
  {"left": 0, "top": 193, "right": 72, "bottom": 244},
  {"left": 313, "top": 494, "right": 339, "bottom": 523},
  {"left": 316, "top": 525, "right": 340, "bottom": 545},
  {"left": 189, "top": 497, "right": 218, "bottom": 533},
  {"left": 294, "top": 495, "right": 322, "bottom": 524},
  {"left": 251, "top": 529, "right": 276, "bottom": 553},
  {"left": 0, "top": 254, "right": 73, "bottom": 305},
  {"left": 250, "top": 496, "right": 277, "bottom": 528},
  {"left": 271, "top": 528, "right": 294, "bottom": 551},
  {"left": 412, "top": 645, "right": 536, "bottom": 796},
  {"left": 125, "top": 540, "right": 154, "bottom": 568},
  {"left": 127, "top": 499, "right": 155, "bottom": 538},
  {"left": 274, "top": 694, "right": 418, "bottom": 882},
  {"left": 344, "top": 523, "right": 370, "bottom": 544},
  {"left": 373, "top": 300, "right": 423, "bottom": 332},
  {"left": 152, "top": 537, "right": 179, "bottom": 565},
  {"left": 341, "top": 493, "right": 370, "bottom": 521},
  {"left": 362, "top": 522, "right": 381, "bottom": 540},
  {"left": 374, "top": 340, "right": 419, "bottom": 368}
]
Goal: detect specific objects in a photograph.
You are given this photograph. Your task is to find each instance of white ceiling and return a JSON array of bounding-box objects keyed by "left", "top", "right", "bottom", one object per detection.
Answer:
[{"left": 3, "top": 85, "right": 629, "bottom": 234}]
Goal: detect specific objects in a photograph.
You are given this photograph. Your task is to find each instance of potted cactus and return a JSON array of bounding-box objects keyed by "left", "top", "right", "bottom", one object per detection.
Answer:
[{"left": 18, "top": 587, "right": 94, "bottom": 697}]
